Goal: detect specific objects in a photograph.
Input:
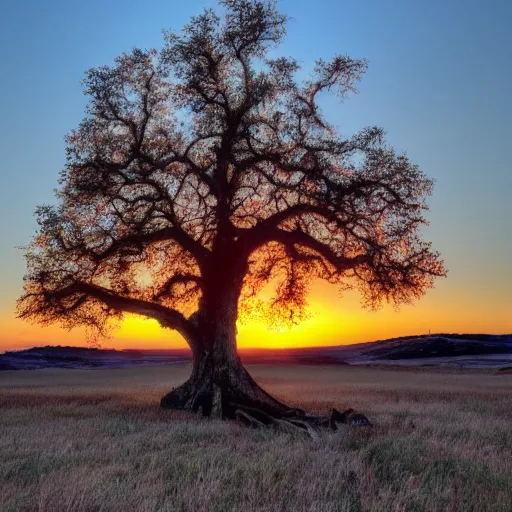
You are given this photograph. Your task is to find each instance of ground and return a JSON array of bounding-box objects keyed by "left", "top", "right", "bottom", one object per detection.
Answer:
[{"left": 1, "top": 364, "right": 511, "bottom": 512}]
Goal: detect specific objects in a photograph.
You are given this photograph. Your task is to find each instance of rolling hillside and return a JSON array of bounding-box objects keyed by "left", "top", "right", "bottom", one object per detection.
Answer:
[{"left": 1, "top": 334, "right": 511, "bottom": 371}]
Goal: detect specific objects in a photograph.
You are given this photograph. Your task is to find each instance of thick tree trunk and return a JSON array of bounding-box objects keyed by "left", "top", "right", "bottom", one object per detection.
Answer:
[
  {"left": 159, "top": 334, "right": 373, "bottom": 435},
  {"left": 159, "top": 262, "right": 296, "bottom": 419},
  {"left": 160, "top": 336, "right": 292, "bottom": 418},
  {"left": 160, "top": 271, "right": 373, "bottom": 432}
]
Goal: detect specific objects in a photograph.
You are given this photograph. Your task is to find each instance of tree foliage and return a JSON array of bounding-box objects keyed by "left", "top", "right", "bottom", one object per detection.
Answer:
[{"left": 18, "top": 0, "right": 445, "bottom": 345}]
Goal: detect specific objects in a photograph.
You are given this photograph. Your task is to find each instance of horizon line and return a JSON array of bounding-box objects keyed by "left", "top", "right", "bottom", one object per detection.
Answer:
[{"left": 3, "top": 332, "right": 512, "bottom": 355}]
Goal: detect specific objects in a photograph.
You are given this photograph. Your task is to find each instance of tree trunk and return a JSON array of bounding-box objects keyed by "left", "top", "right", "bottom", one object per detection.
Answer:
[
  {"left": 160, "top": 272, "right": 373, "bottom": 431},
  {"left": 160, "top": 333, "right": 292, "bottom": 418},
  {"left": 159, "top": 260, "right": 300, "bottom": 418},
  {"left": 159, "top": 332, "right": 373, "bottom": 434}
]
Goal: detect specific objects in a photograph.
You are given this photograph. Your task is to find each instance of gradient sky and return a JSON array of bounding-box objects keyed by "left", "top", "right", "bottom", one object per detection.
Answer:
[{"left": 1, "top": 0, "right": 511, "bottom": 352}]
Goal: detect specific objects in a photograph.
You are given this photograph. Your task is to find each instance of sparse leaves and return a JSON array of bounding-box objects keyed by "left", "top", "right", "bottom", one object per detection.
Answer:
[{"left": 18, "top": 0, "right": 445, "bottom": 343}]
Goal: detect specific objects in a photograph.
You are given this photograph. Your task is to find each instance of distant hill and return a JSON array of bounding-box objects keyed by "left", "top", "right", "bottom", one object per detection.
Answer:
[
  {"left": 0, "top": 345, "right": 189, "bottom": 371},
  {"left": 1, "top": 334, "right": 511, "bottom": 371},
  {"left": 315, "top": 334, "right": 512, "bottom": 369}
]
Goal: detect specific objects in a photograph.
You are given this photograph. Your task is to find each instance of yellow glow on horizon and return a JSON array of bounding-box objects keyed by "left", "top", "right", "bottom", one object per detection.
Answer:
[
  {"left": 117, "top": 315, "right": 169, "bottom": 340},
  {"left": 112, "top": 281, "right": 368, "bottom": 349},
  {"left": 114, "top": 314, "right": 188, "bottom": 349},
  {"left": 1, "top": 278, "right": 510, "bottom": 352}
]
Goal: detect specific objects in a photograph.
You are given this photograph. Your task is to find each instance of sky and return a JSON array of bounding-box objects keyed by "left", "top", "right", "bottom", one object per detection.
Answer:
[{"left": 0, "top": 0, "right": 511, "bottom": 352}]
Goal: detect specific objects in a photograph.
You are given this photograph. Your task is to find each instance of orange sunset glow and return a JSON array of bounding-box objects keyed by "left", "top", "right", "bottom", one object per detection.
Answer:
[
  {"left": 3, "top": 279, "right": 510, "bottom": 352},
  {"left": 2, "top": 2, "right": 512, "bottom": 511},
  {"left": 1, "top": 0, "right": 511, "bottom": 357}
]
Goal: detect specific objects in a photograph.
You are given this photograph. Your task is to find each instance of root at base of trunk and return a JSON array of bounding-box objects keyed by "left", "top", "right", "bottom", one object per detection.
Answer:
[
  {"left": 232, "top": 403, "right": 373, "bottom": 439},
  {"left": 160, "top": 377, "right": 373, "bottom": 439}
]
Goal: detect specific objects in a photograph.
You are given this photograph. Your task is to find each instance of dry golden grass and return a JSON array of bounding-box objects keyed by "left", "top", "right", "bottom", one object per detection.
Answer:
[{"left": 1, "top": 364, "right": 511, "bottom": 511}]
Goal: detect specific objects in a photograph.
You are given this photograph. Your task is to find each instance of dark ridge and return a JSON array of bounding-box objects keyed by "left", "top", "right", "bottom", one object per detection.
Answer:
[
  {"left": 363, "top": 336, "right": 512, "bottom": 360},
  {"left": 370, "top": 333, "right": 512, "bottom": 344},
  {"left": 1, "top": 334, "right": 511, "bottom": 370},
  {"left": 0, "top": 345, "right": 190, "bottom": 371}
]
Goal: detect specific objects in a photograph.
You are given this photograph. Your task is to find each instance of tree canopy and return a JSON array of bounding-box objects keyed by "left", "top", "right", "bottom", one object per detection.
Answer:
[{"left": 18, "top": 0, "right": 445, "bottom": 347}]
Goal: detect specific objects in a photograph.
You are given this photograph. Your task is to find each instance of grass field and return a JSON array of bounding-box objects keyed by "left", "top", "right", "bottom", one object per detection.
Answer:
[{"left": 1, "top": 364, "right": 511, "bottom": 511}]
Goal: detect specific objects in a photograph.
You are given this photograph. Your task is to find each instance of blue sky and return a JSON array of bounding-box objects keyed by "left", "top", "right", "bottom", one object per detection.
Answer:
[{"left": 0, "top": 0, "right": 510, "bottom": 348}]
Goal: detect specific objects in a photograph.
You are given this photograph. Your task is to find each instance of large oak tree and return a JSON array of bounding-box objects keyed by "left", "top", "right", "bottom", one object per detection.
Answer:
[{"left": 18, "top": 0, "right": 445, "bottom": 429}]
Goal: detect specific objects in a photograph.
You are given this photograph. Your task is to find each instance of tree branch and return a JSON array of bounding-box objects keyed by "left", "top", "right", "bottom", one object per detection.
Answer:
[
  {"left": 243, "top": 225, "right": 370, "bottom": 273},
  {"left": 57, "top": 281, "right": 199, "bottom": 343},
  {"left": 153, "top": 274, "right": 204, "bottom": 300},
  {"left": 91, "top": 226, "right": 210, "bottom": 266}
]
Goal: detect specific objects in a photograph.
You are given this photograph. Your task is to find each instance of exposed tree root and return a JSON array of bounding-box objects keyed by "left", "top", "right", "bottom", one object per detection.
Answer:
[
  {"left": 161, "top": 375, "right": 373, "bottom": 439},
  {"left": 231, "top": 403, "right": 373, "bottom": 439}
]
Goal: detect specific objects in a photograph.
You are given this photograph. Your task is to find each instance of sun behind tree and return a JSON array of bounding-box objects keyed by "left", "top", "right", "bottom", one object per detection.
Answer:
[{"left": 18, "top": 0, "right": 445, "bottom": 427}]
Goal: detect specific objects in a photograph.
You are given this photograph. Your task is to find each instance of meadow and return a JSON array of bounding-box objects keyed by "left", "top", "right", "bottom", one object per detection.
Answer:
[{"left": 1, "top": 364, "right": 511, "bottom": 511}]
